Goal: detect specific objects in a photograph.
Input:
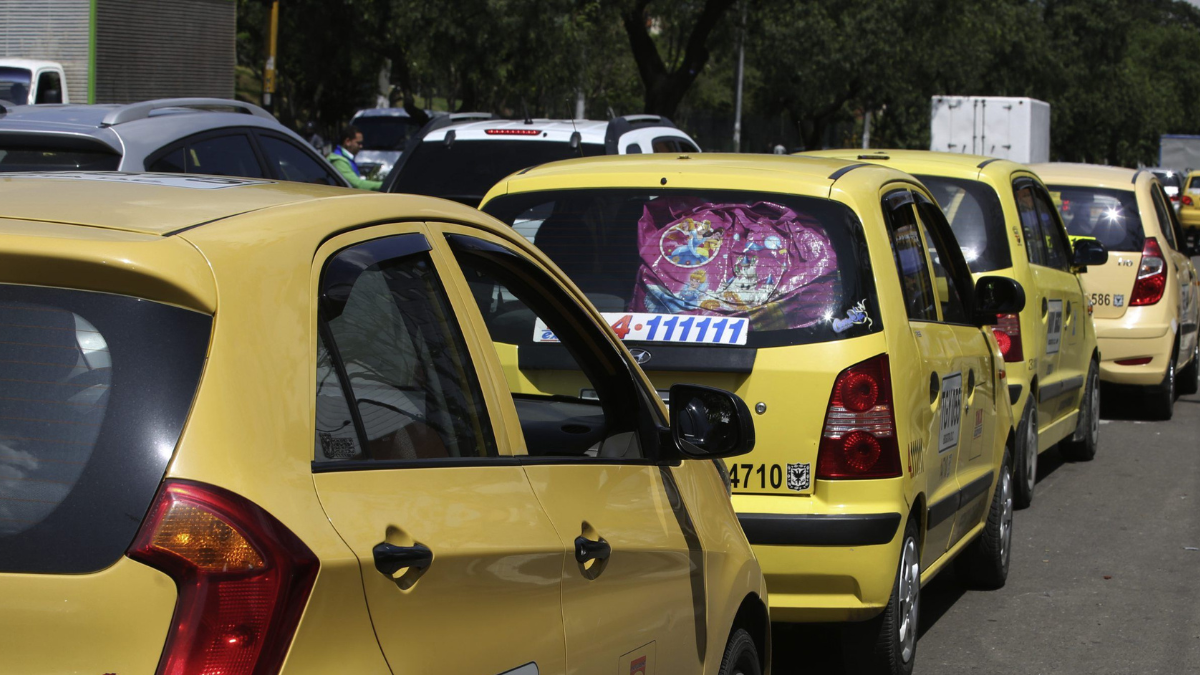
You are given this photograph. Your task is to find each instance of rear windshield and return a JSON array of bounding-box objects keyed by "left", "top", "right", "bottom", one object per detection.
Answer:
[
  {"left": 0, "top": 285, "right": 210, "bottom": 574},
  {"left": 391, "top": 139, "right": 604, "bottom": 205},
  {"left": 1151, "top": 171, "right": 1182, "bottom": 190},
  {"left": 917, "top": 175, "right": 1011, "bottom": 273},
  {"left": 483, "top": 189, "right": 881, "bottom": 349},
  {"left": 354, "top": 115, "right": 421, "bottom": 151},
  {"left": 0, "top": 66, "right": 31, "bottom": 103},
  {"left": 1047, "top": 186, "right": 1145, "bottom": 252},
  {"left": 0, "top": 148, "right": 120, "bottom": 172}
]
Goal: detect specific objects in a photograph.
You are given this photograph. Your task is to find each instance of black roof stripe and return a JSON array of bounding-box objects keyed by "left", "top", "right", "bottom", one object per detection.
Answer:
[
  {"left": 977, "top": 158, "right": 1001, "bottom": 169},
  {"left": 828, "top": 163, "right": 870, "bottom": 181}
]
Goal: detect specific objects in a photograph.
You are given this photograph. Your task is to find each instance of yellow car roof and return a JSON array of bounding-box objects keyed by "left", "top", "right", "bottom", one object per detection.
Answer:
[
  {"left": 0, "top": 173, "right": 352, "bottom": 235},
  {"left": 482, "top": 153, "right": 917, "bottom": 203},
  {"left": 1027, "top": 162, "right": 1139, "bottom": 190},
  {"left": 798, "top": 148, "right": 1028, "bottom": 181}
]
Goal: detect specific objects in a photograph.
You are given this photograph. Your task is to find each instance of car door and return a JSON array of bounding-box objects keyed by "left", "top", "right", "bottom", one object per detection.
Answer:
[
  {"left": 881, "top": 187, "right": 966, "bottom": 563},
  {"left": 914, "top": 191, "right": 1000, "bottom": 547},
  {"left": 437, "top": 225, "right": 703, "bottom": 675},
  {"left": 307, "top": 226, "right": 568, "bottom": 675}
]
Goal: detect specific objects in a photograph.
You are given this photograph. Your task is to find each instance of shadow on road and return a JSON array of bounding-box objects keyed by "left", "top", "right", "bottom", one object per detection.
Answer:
[
  {"left": 771, "top": 622, "right": 846, "bottom": 674},
  {"left": 917, "top": 564, "right": 967, "bottom": 638}
]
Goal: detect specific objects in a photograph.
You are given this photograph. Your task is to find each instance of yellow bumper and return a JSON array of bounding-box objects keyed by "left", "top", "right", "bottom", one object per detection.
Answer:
[{"left": 1096, "top": 320, "right": 1173, "bottom": 386}]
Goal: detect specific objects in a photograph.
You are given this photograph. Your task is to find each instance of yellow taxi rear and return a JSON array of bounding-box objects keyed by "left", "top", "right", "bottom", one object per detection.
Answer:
[
  {"left": 1179, "top": 170, "right": 1200, "bottom": 248},
  {"left": 481, "top": 154, "right": 1021, "bottom": 674},
  {"left": 1032, "top": 164, "right": 1200, "bottom": 418}
]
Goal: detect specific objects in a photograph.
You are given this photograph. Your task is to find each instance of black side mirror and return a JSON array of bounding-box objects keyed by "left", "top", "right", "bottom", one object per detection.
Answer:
[
  {"left": 668, "top": 384, "right": 755, "bottom": 459},
  {"left": 973, "top": 276, "right": 1026, "bottom": 326},
  {"left": 1072, "top": 238, "right": 1108, "bottom": 271}
]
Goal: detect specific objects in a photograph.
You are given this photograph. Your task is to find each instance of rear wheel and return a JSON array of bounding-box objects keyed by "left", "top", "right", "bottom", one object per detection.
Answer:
[
  {"left": 1013, "top": 401, "right": 1037, "bottom": 509},
  {"left": 1060, "top": 362, "right": 1100, "bottom": 461},
  {"left": 1178, "top": 341, "right": 1200, "bottom": 396},
  {"left": 718, "top": 628, "right": 762, "bottom": 675},
  {"left": 841, "top": 516, "right": 920, "bottom": 675},
  {"left": 1147, "top": 345, "right": 1177, "bottom": 420},
  {"left": 957, "top": 453, "right": 1013, "bottom": 589}
]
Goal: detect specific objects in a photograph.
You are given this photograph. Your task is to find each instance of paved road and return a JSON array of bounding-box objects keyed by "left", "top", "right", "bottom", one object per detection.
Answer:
[{"left": 772, "top": 384, "right": 1200, "bottom": 674}]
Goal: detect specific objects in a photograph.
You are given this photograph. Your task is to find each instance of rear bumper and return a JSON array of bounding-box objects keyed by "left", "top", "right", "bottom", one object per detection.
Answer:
[
  {"left": 738, "top": 513, "right": 900, "bottom": 547},
  {"left": 1096, "top": 323, "right": 1173, "bottom": 386}
]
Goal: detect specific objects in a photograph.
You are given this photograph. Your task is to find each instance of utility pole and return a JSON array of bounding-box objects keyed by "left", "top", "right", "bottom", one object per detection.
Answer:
[
  {"left": 732, "top": 2, "right": 746, "bottom": 151},
  {"left": 263, "top": 0, "right": 279, "bottom": 115}
]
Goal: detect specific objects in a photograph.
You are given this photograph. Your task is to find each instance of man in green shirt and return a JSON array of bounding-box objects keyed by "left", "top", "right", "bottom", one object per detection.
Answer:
[{"left": 327, "top": 125, "right": 382, "bottom": 191}]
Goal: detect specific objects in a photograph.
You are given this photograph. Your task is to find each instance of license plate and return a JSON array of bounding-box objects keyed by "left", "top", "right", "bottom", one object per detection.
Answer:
[
  {"left": 535, "top": 312, "right": 749, "bottom": 345},
  {"left": 729, "top": 461, "right": 813, "bottom": 494}
]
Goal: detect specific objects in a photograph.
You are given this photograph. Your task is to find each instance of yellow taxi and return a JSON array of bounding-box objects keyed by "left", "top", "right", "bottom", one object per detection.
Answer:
[
  {"left": 803, "top": 150, "right": 1106, "bottom": 508},
  {"left": 1178, "top": 170, "right": 1200, "bottom": 250},
  {"left": 0, "top": 172, "right": 770, "bottom": 675},
  {"left": 1032, "top": 163, "right": 1200, "bottom": 419},
  {"left": 479, "top": 154, "right": 1022, "bottom": 675}
]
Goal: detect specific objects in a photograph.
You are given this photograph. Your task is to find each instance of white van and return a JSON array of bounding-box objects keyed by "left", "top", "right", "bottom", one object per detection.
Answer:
[{"left": 0, "top": 59, "right": 70, "bottom": 105}]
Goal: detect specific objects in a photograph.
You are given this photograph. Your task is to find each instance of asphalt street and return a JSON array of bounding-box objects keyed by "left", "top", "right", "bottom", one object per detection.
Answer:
[{"left": 772, "top": 383, "right": 1200, "bottom": 674}]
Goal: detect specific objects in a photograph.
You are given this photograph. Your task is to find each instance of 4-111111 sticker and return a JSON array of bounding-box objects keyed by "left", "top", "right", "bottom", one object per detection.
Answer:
[{"left": 535, "top": 312, "right": 750, "bottom": 345}]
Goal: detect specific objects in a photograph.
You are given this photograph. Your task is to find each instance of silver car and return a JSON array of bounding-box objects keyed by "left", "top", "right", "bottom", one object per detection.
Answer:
[{"left": 0, "top": 98, "right": 348, "bottom": 187}]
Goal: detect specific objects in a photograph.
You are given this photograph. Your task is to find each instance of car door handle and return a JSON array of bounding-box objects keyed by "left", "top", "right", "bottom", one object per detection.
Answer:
[
  {"left": 373, "top": 542, "right": 433, "bottom": 576},
  {"left": 574, "top": 535, "right": 611, "bottom": 564}
]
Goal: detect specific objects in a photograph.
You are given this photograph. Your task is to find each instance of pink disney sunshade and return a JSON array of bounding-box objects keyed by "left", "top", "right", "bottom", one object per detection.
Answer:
[{"left": 631, "top": 197, "right": 842, "bottom": 330}]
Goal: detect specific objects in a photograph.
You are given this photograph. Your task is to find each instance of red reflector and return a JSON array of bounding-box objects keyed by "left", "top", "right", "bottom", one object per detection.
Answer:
[
  {"left": 993, "top": 313, "right": 1024, "bottom": 363},
  {"left": 1115, "top": 357, "right": 1153, "bottom": 366},
  {"left": 1131, "top": 237, "right": 1167, "bottom": 306},
  {"left": 128, "top": 481, "right": 318, "bottom": 675},
  {"left": 1185, "top": 195, "right": 1195, "bottom": 207},
  {"left": 817, "top": 354, "right": 902, "bottom": 479},
  {"left": 991, "top": 327, "right": 1012, "bottom": 357},
  {"left": 484, "top": 128, "right": 542, "bottom": 135}
]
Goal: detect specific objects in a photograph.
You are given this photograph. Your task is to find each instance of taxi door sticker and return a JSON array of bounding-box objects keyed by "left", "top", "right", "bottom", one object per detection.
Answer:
[
  {"left": 939, "top": 372, "right": 964, "bottom": 454},
  {"left": 1046, "top": 299, "right": 1064, "bottom": 355},
  {"left": 619, "top": 642, "right": 656, "bottom": 675}
]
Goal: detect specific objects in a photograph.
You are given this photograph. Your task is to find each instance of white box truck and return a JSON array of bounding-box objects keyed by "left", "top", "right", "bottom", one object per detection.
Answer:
[
  {"left": 0, "top": 59, "right": 69, "bottom": 105},
  {"left": 931, "top": 96, "right": 1050, "bottom": 164}
]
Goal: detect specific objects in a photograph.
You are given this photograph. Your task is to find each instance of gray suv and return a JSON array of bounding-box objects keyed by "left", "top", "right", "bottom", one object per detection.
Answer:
[{"left": 0, "top": 98, "right": 348, "bottom": 187}]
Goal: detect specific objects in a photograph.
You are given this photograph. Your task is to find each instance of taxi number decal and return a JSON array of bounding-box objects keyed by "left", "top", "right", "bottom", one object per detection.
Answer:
[
  {"left": 534, "top": 313, "right": 748, "bottom": 345},
  {"left": 1090, "top": 292, "right": 1124, "bottom": 307},
  {"left": 939, "top": 372, "right": 963, "bottom": 454},
  {"left": 1046, "top": 299, "right": 1063, "bottom": 355},
  {"left": 729, "top": 462, "right": 799, "bottom": 491}
]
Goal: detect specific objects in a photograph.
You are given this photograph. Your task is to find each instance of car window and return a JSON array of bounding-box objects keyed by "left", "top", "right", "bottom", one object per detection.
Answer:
[
  {"left": 448, "top": 234, "right": 656, "bottom": 461},
  {"left": 915, "top": 195, "right": 972, "bottom": 324},
  {"left": 1014, "top": 184, "right": 1047, "bottom": 266},
  {"left": 259, "top": 134, "right": 338, "bottom": 185},
  {"left": 1047, "top": 185, "right": 1145, "bottom": 252},
  {"left": 1030, "top": 186, "right": 1072, "bottom": 271},
  {"left": 34, "top": 71, "right": 62, "bottom": 104},
  {"left": 917, "top": 175, "right": 1011, "bottom": 274},
  {"left": 0, "top": 66, "right": 32, "bottom": 103},
  {"left": 314, "top": 234, "right": 497, "bottom": 464},
  {"left": 1151, "top": 184, "right": 1182, "bottom": 251},
  {"left": 0, "top": 147, "right": 120, "bottom": 172},
  {"left": 148, "top": 147, "right": 185, "bottom": 173},
  {"left": 1189, "top": 176, "right": 1200, "bottom": 194},
  {"left": 882, "top": 190, "right": 938, "bottom": 322},
  {"left": 624, "top": 143, "right": 644, "bottom": 154},
  {"left": 184, "top": 134, "right": 265, "bottom": 178}
]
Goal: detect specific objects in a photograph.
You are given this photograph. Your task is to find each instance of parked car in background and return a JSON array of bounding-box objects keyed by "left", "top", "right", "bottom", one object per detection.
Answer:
[
  {"left": 0, "top": 172, "right": 770, "bottom": 675},
  {"left": 1148, "top": 167, "right": 1185, "bottom": 211},
  {"left": 348, "top": 107, "right": 428, "bottom": 179},
  {"left": 1034, "top": 163, "right": 1200, "bottom": 419},
  {"left": 0, "top": 59, "right": 68, "bottom": 105},
  {"left": 480, "top": 154, "right": 1021, "bottom": 675},
  {"left": 0, "top": 98, "right": 348, "bottom": 186},
  {"left": 382, "top": 114, "right": 701, "bottom": 205},
  {"left": 803, "top": 150, "right": 1106, "bottom": 508}
]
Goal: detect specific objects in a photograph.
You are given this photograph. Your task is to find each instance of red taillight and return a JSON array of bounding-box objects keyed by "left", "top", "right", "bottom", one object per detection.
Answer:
[
  {"left": 484, "top": 128, "right": 541, "bottom": 135},
  {"left": 1131, "top": 237, "right": 1167, "bottom": 306},
  {"left": 1185, "top": 195, "right": 1194, "bottom": 207},
  {"left": 817, "top": 354, "right": 902, "bottom": 479},
  {"left": 992, "top": 313, "right": 1024, "bottom": 363},
  {"left": 128, "top": 480, "right": 318, "bottom": 675},
  {"left": 1115, "top": 357, "right": 1153, "bottom": 366}
]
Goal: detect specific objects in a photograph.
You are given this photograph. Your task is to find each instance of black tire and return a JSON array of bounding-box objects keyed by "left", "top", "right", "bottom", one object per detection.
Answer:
[
  {"left": 1012, "top": 401, "right": 1037, "bottom": 509},
  {"left": 841, "top": 516, "right": 920, "bottom": 675},
  {"left": 1147, "top": 343, "right": 1177, "bottom": 420},
  {"left": 718, "top": 628, "right": 762, "bottom": 675},
  {"left": 957, "top": 453, "right": 1013, "bottom": 589},
  {"left": 1060, "top": 362, "right": 1100, "bottom": 461},
  {"left": 1178, "top": 341, "right": 1200, "bottom": 396}
]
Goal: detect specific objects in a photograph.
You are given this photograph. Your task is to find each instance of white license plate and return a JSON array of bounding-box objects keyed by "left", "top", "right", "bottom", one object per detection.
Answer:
[{"left": 535, "top": 312, "right": 749, "bottom": 345}]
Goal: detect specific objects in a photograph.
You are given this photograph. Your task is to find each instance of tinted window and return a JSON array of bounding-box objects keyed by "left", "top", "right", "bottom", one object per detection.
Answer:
[
  {"left": 148, "top": 147, "right": 185, "bottom": 173},
  {"left": 917, "top": 175, "right": 1011, "bottom": 273},
  {"left": 882, "top": 191, "right": 938, "bottom": 322},
  {"left": 1151, "top": 184, "right": 1182, "bottom": 250},
  {"left": 0, "top": 66, "right": 32, "bottom": 103},
  {"left": 259, "top": 135, "right": 337, "bottom": 185},
  {"left": 1014, "top": 185, "right": 1046, "bottom": 266},
  {"left": 1047, "top": 186, "right": 1145, "bottom": 252},
  {"left": 391, "top": 140, "right": 605, "bottom": 204},
  {"left": 314, "top": 236, "right": 496, "bottom": 464},
  {"left": 483, "top": 188, "right": 883, "bottom": 349},
  {"left": 184, "top": 134, "right": 264, "bottom": 178},
  {"left": 354, "top": 115, "right": 421, "bottom": 151},
  {"left": 1031, "top": 186, "right": 1071, "bottom": 271},
  {"left": 0, "top": 148, "right": 119, "bottom": 172},
  {"left": 0, "top": 285, "right": 210, "bottom": 574},
  {"left": 34, "top": 72, "right": 62, "bottom": 104},
  {"left": 916, "top": 196, "right": 972, "bottom": 323}
]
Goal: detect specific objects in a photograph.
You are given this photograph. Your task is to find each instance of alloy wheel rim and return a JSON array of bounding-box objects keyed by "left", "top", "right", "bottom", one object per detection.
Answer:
[
  {"left": 1024, "top": 411, "right": 1038, "bottom": 492},
  {"left": 898, "top": 536, "right": 920, "bottom": 663},
  {"left": 1000, "top": 468, "right": 1013, "bottom": 568}
]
